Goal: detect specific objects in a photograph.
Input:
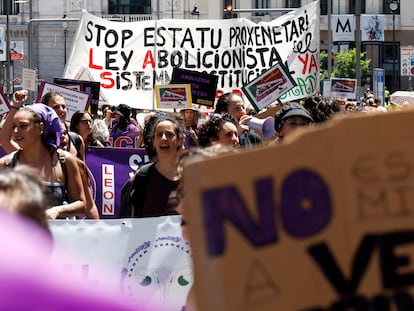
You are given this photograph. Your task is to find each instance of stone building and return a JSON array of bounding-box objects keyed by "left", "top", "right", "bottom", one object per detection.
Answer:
[{"left": 0, "top": 0, "right": 412, "bottom": 95}]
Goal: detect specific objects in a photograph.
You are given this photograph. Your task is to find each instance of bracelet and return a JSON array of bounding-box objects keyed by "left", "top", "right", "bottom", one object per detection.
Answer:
[{"left": 10, "top": 106, "right": 21, "bottom": 110}]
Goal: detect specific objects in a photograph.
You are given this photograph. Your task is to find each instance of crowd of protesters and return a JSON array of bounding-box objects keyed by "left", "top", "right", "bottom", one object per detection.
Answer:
[
  {"left": 0, "top": 88, "right": 409, "bottom": 221},
  {"left": 0, "top": 86, "right": 412, "bottom": 311}
]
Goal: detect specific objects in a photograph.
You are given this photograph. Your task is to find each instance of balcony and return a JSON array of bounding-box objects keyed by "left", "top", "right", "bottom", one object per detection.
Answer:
[
  {"left": 101, "top": 14, "right": 152, "bottom": 22},
  {"left": 0, "top": 15, "right": 19, "bottom": 24},
  {"left": 320, "top": 14, "right": 401, "bottom": 31}
]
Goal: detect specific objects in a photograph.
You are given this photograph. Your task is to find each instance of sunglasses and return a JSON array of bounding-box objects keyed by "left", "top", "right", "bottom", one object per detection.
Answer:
[{"left": 80, "top": 119, "right": 93, "bottom": 125}]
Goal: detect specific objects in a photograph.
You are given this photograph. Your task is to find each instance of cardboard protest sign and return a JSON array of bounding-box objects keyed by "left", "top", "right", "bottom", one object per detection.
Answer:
[
  {"left": 171, "top": 68, "right": 218, "bottom": 107},
  {"left": 155, "top": 84, "right": 192, "bottom": 109},
  {"left": 330, "top": 78, "right": 357, "bottom": 99},
  {"left": 242, "top": 61, "right": 296, "bottom": 111},
  {"left": 184, "top": 110, "right": 414, "bottom": 310},
  {"left": 53, "top": 77, "right": 101, "bottom": 115},
  {"left": 36, "top": 81, "right": 92, "bottom": 122},
  {"left": 63, "top": 2, "right": 319, "bottom": 108}
]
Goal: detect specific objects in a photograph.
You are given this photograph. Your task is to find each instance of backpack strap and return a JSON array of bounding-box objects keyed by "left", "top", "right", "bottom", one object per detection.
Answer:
[
  {"left": 131, "top": 162, "right": 156, "bottom": 218},
  {"left": 56, "top": 149, "right": 70, "bottom": 202},
  {"left": 68, "top": 131, "right": 82, "bottom": 158},
  {"left": 5, "top": 149, "right": 22, "bottom": 168}
]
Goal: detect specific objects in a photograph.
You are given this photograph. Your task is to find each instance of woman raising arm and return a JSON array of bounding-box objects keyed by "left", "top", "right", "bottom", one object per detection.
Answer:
[{"left": 0, "top": 104, "right": 86, "bottom": 219}]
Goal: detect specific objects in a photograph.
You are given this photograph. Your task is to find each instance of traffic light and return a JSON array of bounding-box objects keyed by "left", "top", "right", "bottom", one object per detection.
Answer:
[{"left": 224, "top": 4, "right": 233, "bottom": 19}]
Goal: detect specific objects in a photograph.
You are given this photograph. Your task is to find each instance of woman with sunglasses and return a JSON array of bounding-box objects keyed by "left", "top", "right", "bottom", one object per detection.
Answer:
[{"left": 70, "top": 111, "right": 104, "bottom": 147}]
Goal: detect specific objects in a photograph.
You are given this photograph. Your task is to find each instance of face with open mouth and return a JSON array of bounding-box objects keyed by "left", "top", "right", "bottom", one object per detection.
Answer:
[{"left": 153, "top": 120, "right": 183, "bottom": 156}]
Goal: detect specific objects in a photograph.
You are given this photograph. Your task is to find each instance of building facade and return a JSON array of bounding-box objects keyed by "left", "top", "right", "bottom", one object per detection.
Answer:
[{"left": 0, "top": 0, "right": 412, "bottom": 95}]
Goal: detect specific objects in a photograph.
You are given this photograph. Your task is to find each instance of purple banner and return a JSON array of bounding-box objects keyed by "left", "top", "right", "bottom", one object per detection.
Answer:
[
  {"left": 0, "top": 146, "right": 147, "bottom": 218},
  {"left": 86, "top": 147, "right": 149, "bottom": 219}
]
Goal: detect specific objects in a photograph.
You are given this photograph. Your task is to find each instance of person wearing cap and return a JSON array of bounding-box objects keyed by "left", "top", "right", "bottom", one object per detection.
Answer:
[
  {"left": 180, "top": 107, "right": 200, "bottom": 149},
  {"left": 0, "top": 103, "right": 86, "bottom": 219},
  {"left": 108, "top": 103, "right": 142, "bottom": 148},
  {"left": 215, "top": 92, "right": 263, "bottom": 148},
  {"left": 272, "top": 102, "right": 314, "bottom": 144}
]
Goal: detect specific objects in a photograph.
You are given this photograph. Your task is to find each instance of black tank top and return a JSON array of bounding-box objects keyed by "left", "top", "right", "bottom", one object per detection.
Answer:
[{"left": 7, "top": 149, "right": 70, "bottom": 207}]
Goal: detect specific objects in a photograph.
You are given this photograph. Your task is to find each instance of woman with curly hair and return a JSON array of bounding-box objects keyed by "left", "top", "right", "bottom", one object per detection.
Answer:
[
  {"left": 128, "top": 112, "right": 186, "bottom": 217},
  {"left": 197, "top": 113, "right": 239, "bottom": 148}
]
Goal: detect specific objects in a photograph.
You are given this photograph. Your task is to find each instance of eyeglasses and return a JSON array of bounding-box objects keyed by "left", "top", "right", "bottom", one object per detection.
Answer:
[{"left": 80, "top": 119, "right": 93, "bottom": 125}]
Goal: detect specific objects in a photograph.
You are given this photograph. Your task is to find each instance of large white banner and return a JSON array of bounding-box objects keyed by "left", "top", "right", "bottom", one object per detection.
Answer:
[
  {"left": 49, "top": 216, "right": 191, "bottom": 310},
  {"left": 63, "top": 1, "right": 320, "bottom": 109}
]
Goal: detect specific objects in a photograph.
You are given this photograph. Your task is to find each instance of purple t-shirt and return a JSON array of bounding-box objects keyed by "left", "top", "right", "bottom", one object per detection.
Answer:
[{"left": 110, "top": 122, "right": 141, "bottom": 140}]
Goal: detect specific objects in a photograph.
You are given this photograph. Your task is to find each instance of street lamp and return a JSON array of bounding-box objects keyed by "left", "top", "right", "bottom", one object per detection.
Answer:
[
  {"left": 5, "top": 0, "right": 11, "bottom": 95},
  {"left": 224, "top": 4, "right": 233, "bottom": 19},
  {"left": 389, "top": 0, "right": 399, "bottom": 91},
  {"left": 62, "top": 12, "right": 68, "bottom": 65}
]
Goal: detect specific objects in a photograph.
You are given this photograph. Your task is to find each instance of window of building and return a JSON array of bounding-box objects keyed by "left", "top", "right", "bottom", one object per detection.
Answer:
[
  {"left": 285, "top": 0, "right": 301, "bottom": 8},
  {"left": 383, "top": 0, "right": 400, "bottom": 14},
  {"left": 255, "top": 0, "right": 269, "bottom": 16},
  {"left": 320, "top": 0, "right": 328, "bottom": 15},
  {"left": 383, "top": 42, "right": 399, "bottom": 64},
  {"left": 256, "top": 0, "right": 270, "bottom": 8},
  {"left": 1, "top": 0, "right": 19, "bottom": 15},
  {"left": 224, "top": 0, "right": 232, "bottom": 8},
  {"left": 108, "top": 0, "right": 151, "bottom": 14},
  {"left": 349, "top": 0, "right": 366, "bottom": 14}
]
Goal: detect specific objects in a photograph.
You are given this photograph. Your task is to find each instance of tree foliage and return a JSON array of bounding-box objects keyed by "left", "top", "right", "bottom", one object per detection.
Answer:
[{"left": 320, "top": 48, "right": 371, "bottom": 85}]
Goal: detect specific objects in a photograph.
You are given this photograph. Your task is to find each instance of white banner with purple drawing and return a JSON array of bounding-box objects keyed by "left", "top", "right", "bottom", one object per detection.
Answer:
[{"left": 49, "top": 216, "right": 190, "bottom": 311}]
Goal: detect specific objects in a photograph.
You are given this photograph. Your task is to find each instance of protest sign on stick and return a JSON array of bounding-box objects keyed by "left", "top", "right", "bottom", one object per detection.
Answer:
[
  {"left": 171, "top": 68, "right": 218, "bottom": 107},
  {"left": 36, "top": 81, "right": 92, "bottom": 122},
  {"left": 155, "top": 84, "right": 192, "bottom": 109}
]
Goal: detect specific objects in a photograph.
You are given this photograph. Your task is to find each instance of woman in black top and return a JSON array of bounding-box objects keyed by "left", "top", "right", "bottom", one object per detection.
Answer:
[{"left": 130, "top": 112, "right": 185, "bottom": 217}]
